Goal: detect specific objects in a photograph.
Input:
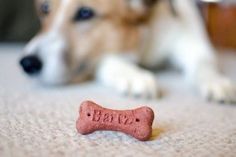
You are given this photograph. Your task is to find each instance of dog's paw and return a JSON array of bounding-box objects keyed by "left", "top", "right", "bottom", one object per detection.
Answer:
[
  {"left": 111, "top": 70, "right": 160, "bottom": 99},
  {"left": 96, "top": 59, "right": 160, "bottom": 98},
  {"left": 199, "top": 76, "right": 236, "bottom": 104},
  {"left": 96, "top": 55, "right": 161, "bottom": 99}
]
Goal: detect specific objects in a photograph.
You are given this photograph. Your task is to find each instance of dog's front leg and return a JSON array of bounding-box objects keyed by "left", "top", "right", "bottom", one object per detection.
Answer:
[
  {"left": 172, "top": 33, "right": 236, "bottom": 103},
  {"left": 95, "top": 54, "right": 160, "bottom": 98}
]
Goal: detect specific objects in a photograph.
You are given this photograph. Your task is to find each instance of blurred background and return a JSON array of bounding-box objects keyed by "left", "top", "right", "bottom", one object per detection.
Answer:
[
  {"left": 0, "top": 0, "right": 236, "bottom": 49},
  {"left": 0, "top": 0, "right": 40, "bottom": 42},
  {"left": 199, "top": 0, "right": 236, "bottom": 49}
]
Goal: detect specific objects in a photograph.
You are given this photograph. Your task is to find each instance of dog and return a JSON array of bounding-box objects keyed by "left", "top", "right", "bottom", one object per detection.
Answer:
[{"left": 20, "top": 0, "right": 236, "bottom": 103}]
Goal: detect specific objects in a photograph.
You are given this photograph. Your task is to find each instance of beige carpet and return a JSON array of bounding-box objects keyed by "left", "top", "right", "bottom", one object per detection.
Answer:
[{"left": 0, "top": 44, "right": 236, "bottom": 157}]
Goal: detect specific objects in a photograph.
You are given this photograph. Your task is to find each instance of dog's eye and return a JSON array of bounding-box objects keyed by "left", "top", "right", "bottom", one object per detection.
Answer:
[
  {"left": 73, "top": 7, "right": 95, "bottom": 22},
  {"left": 40, "top": 2, "right": 50, "bottom": 15}
]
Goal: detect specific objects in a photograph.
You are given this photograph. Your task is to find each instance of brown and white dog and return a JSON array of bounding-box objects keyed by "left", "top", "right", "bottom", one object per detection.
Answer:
[{"left": 20, "top": 0, "right": 236, "bottom": 103}]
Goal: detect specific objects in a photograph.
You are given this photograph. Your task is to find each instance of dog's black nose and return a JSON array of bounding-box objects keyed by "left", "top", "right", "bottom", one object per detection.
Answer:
[{"left": 20, "top": 55, "right": 42, "bottom": 75}]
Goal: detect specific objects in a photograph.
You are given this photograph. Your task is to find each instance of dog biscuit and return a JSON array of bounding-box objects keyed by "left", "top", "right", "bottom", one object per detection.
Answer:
[{"left": 76, "top": 101, "right": 155, "bottom": 141}]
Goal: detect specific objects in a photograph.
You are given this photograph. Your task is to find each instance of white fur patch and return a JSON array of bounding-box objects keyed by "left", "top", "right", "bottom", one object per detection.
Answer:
[
  {"left": 38, "top": 33, "right": 70, "bottom": 85},
  {"left": 129, "top": 0, "right": 145, "bottom": 11}
]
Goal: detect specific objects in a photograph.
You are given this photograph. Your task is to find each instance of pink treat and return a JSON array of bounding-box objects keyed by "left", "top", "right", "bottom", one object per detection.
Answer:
[{"left": 76, "top": 101, "right": 155, "bottom": 141}]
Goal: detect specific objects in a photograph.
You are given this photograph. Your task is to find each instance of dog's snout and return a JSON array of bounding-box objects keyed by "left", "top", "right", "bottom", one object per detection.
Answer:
[{"left": 20, "top": 55, "right": 42, "bottom": 75}]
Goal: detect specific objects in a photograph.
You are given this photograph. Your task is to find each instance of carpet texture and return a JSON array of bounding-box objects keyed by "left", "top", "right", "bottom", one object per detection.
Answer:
[{"left": 0, "top": 44, "right": 236, "bottom": 157}]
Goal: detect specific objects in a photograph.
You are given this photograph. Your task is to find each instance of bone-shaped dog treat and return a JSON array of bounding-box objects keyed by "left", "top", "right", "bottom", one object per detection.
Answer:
[{"left": 76, "top": 101, "right": 155, "bottom": 141}]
